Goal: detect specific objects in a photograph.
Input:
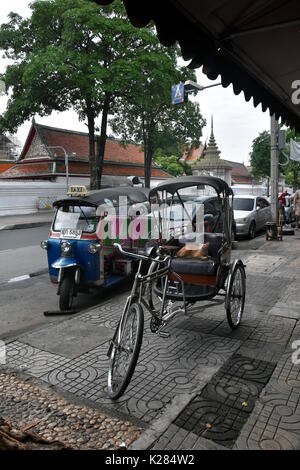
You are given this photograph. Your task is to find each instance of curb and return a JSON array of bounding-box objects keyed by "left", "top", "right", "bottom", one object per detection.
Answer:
[
  {"left": 0, "top": 221, "right": 51, "bottom": 231},
  {"left": 1, "top": 268, "right": 48, "bottom": 287}
]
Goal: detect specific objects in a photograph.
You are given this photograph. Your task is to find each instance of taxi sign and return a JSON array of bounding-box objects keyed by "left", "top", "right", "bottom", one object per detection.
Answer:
[{"left": 67, "top": 185, "right": 88, "bottom": 197}]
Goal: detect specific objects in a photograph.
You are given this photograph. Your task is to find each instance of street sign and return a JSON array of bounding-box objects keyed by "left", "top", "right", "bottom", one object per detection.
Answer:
[{"left": 172, "top": 83, "right": 185, "bottom": 105}]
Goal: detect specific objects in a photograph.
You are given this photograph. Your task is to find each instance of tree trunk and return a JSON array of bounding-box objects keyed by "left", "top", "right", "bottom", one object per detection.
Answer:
[
  {"left": 96, "top": 93, "right": 111, "bottom": 190},
  {"left": 145, "top": 146, "right": 153, "bottom": 189},
  {"left": 86, "top": 103, "right": 96, "bottom": 190},
  {"left": 144, "top": 123, "right": 154, "bottom": 189},
  {"left": 293, "top": 169, "right": 298, "bottom": 193}
]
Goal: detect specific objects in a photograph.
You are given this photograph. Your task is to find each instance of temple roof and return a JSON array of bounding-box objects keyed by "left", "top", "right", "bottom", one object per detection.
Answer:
[
  {"left": 0, "top": 121, "right": 170, "bottom": 180},
  {"left": 193, "top": 116, "right": 232, "bottom": 170}
]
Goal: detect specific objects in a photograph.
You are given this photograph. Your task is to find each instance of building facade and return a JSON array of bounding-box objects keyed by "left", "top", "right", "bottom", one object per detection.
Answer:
[{"left": 0, "top": 120, "right": 170, "bottom": 185}]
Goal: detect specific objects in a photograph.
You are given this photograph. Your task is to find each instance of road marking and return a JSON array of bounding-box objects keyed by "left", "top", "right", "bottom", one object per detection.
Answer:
[{"left": 7, "top": 274, "right": 30, "bottom": 283}]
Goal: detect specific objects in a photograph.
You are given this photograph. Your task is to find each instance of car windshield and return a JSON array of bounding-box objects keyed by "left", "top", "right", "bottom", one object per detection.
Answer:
[
  {"left": 233, "top": 198, "right": 254, "bottom": 211},
  {"left": 53, "top": 206, "right": 99, "bottom": 233}
]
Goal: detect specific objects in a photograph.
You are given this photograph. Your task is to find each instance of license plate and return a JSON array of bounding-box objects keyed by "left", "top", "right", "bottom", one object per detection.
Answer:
[{"left": 60, "top": 228, "right": 82, "bottom": 239}]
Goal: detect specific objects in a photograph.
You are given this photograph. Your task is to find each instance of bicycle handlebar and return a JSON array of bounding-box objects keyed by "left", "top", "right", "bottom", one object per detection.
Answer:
[{"left": 113, "top": 243, "right": 169, "bottom": 264}]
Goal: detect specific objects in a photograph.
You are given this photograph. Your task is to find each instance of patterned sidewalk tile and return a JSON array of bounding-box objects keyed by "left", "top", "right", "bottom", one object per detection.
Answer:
[
  {"left": 200, "top": 373, "right": 264, "bottom": 414},
  {"left": 217, "top": 354, "right": 276, "bottom": 386},
  {"left": 249, "top": 316, "right": 296, "bottom": 346},
  {"left": 174, "top": 395, "right": 249, "bottom": 449},
  {"left": 4, "top": 341, "right": 70, "bottom": 378},
  {"left": 211, "top": 321, "right": 255, "bottom": 341},
  {"left": 245, "top": 275, "right": 290, "bottom": 309},
  {"left": 243, "top": 254, "right": 285, "bottom": 275},
  {"left": 19, "top": 320, "right": 113, "bottom": 359},
  {"left": 271, "top": 351, "right": 300, "bottom": 390},
  {"left": 237, "top": 339, "right": 285, "bottom": 364},
  {"left": 234, "top": 380, "right": 300, "bottom": 450}
]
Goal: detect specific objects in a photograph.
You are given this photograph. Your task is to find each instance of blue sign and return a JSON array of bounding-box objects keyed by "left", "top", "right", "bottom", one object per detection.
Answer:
[{"left": 172, "top": 83, "right": 185, "bottom": 105}]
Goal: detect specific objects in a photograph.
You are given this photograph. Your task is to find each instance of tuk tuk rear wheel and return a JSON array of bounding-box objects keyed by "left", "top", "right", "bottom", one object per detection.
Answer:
[{"left": 59, "top": 275, "right": 74, "bottom": 311}]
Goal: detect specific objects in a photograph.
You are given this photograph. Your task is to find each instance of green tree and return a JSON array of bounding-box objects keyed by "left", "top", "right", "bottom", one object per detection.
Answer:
[
  {"left": 0, "top": 0, "right": 165, "bottom": 189},
  {"left": 110, "top": 49, "right": 205, "bottom": 187},
  {"left": 281, "top": 128, "right": 300, "bottom": 192},
  {"left": 249, "top": 130, "right": 270, "bottom": 180},
  {"left": 154, "top": 150, "right": 184, "bottom": 177}
]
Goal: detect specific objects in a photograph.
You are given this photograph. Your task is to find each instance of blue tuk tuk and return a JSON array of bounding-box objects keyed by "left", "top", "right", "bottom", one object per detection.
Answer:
[{"left": 41, "top": 183, "right": 150, "bottom": 311}]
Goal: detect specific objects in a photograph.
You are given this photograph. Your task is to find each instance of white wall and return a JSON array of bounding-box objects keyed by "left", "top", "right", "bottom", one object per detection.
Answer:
[{"left": 0, "top": 181, "right": 67, "bottom": 216}]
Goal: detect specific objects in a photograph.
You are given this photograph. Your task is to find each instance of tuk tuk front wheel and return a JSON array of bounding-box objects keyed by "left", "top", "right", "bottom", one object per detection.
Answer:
[{"left": 59, "top": 274, "right": 74, "bottom": 311}]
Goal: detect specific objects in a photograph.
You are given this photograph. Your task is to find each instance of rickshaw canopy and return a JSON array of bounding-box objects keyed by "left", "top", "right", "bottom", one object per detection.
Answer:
[{"left": 149, "top": 176, "right": 233, "bottom": 198}]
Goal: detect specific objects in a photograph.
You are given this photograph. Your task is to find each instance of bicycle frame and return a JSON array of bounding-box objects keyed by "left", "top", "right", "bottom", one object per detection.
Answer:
[{"left": 107, "top": 244, "right": 188, "bottom": 357}]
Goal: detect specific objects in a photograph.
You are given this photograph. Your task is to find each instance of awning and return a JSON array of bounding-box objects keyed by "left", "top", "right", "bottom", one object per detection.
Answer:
[{"left": 96, "top": 0, "right": 300, "bottom": 132}]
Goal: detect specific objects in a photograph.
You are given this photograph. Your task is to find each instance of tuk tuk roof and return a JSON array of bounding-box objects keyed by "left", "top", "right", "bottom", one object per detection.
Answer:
[
  {"left": 149, "top": 176, "right": 233, "bottom": 197},
  {"left": 54, "top": 186, "right": 148, "bottom": 208}
]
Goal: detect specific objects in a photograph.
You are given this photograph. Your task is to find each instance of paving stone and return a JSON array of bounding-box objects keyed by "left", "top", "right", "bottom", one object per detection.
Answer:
[
  {"left": 237, "top": 339, "right": 285, "bottom": 364},
  {"left": 5, "top": 341, "right": 70, "bottom": 377},
  {"left": 243, "top": 254, "right": 285, "bottom": 275},
  {"left": 174, "top": 395, "right": 249, "bottom": 449},
  {"left": 218, "top": 354, "right": 276, "bottom": 386},
  {"left": 249, "top": 316, "right": 296, "bottom": 346},
  {"left": 234, "top": 380, "right": 300, "bottom": 450},
  {"left": 174, "top": 316, "right": 223, "bottom": 335},
  {"left": 211, "top": 321, "right": 255, "bottom": 341},
  {"left": 271, "top": 351, "right": 300, "bottom": 390},
  {"left": 245, "top": 275, "right": 290, "bottom": 309},
  {"left": 201, "top": 373, "right": 263, "bottom": 413},
  {"left": 19, "top": 320, "right": 113, "bottom": 359},
  {"left": 269, "top": 305, "right": 300, "bottom": 320}
]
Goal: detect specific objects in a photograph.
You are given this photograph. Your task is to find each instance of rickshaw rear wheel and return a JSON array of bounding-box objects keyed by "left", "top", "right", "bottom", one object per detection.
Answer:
[
  {"left": 59, "top": 274, "right": 74, "bottom": 311},
  {"left": 226, "top": 262, "right": 246, "bottom": 329},
  {"left": 108, "top": 302, "right": 144, "bottom": 400}
]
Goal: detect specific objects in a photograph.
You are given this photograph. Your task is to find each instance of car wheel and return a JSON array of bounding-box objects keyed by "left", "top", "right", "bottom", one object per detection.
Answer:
[{"left": 248, "top": 221, "right": 256, "bottom": 239}]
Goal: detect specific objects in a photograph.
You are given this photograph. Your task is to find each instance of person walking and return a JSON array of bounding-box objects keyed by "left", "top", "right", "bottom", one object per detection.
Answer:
[
  {"left": 278, "top": 190, "right": 287, "bottom": 225},
  {"left": 293, "top": 189, "right": 300, "bottom": 230}
]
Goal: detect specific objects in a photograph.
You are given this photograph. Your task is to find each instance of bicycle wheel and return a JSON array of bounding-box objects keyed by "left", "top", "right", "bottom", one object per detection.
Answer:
[
  {"left": 226, "top": 262, "right": 246, "bottom": 329},
  {"left": 108, "top": 302, "right": 144, "bottom": 400}
]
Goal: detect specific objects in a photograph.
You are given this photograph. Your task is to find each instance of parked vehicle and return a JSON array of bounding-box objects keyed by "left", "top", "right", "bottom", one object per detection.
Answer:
[
  {"left": 107, "top": 176, "right": 246, "bottom": 399},
  {"left": 284, "top": 195, "right": 295, "bottom": 224},
  {"left": 233, "top": 195, "right": 272, "bottom": 238},
  {"left": 165, "top": 195, "right": 236, "bottom": 239},
  {"left": 41, "top": 185, "right": 150, "bottom": 311}
]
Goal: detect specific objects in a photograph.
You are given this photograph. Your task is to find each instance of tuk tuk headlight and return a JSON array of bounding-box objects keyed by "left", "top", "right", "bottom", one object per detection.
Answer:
[
  {"left": 61, "top": 241, "right": 72, "bottom": 255},
  {"left": 88, "top": 242, "right": 102, "bottom": 254},
  {"left": 40, "top": 240, "right": 48, "bottom": 250}
]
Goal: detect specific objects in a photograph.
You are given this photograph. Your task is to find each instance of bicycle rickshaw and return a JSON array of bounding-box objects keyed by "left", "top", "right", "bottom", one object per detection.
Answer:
[{"left": 107, "top": 176, "right": 246, "bottom": 399}]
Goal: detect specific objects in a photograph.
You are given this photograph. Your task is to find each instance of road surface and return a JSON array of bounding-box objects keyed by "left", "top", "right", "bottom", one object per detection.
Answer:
[{"left": 0, "top": 225, "right": 265, "bottom": 341}]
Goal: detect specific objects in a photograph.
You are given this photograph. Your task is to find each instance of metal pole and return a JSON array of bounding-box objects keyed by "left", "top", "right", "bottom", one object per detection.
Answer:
[
  {"left": 270, "top": 114, "right": 279, "bottom": 223},
  {"left": 63, "top": 148, "right": 69, "bottom": 193}
]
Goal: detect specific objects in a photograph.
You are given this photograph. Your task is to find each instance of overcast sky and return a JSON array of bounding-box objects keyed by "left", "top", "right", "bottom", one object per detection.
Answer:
[{"left": 0, "top": 0, "right": 270, "bottom": 164}]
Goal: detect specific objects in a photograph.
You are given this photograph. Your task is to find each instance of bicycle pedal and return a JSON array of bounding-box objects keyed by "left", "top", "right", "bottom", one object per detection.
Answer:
[{"left": 159, "top": 330, "right": 170, "bottom": 338}]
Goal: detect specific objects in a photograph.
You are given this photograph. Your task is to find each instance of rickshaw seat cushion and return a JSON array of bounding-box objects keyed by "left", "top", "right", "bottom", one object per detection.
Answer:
[
  {"left": 171, "top": 257, "right": 218, "bottom": 276},
  {"left": 178, "top": 233, "right": 223, "bottom": 259}
]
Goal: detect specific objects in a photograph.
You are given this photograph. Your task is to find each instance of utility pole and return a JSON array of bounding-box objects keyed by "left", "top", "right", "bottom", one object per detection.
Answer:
[{"left": 270, "top": 114, "right": 279, "bottom": 223}]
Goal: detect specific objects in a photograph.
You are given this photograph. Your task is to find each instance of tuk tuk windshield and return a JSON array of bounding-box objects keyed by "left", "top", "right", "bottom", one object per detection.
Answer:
[{"left": 53, "top": 205, "right": 99, "bottom": 233}]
